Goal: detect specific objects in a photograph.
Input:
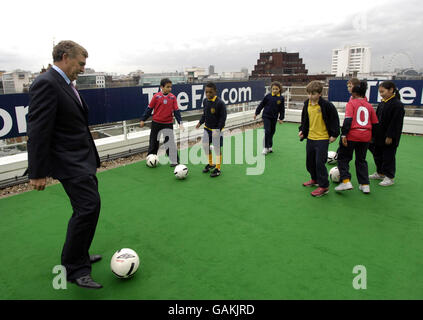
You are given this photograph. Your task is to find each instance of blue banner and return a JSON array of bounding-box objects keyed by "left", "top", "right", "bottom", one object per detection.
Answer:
[
  {"left": 0, "top": 80, "right": 265, "bottom": 139},
  {"left": 328, "top": 80, "right": 423, "bottom": 106}
]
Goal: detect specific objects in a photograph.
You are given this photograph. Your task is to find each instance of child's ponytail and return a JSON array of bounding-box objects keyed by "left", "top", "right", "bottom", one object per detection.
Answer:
[
  {"left": 394, "top": 88, "right": 401, "bottom": 100},
  {"left": 352, "top": 80, "right": 368, "bottom": 97}
]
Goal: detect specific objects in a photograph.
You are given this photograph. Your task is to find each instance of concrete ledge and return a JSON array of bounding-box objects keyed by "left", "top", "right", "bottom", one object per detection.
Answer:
[{"left": 0, "top": 111, "right": 256, "bottom": 180}]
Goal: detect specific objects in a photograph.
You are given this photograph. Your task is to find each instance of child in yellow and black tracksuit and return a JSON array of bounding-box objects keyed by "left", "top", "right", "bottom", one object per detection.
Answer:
[{"left": 195, "top": 82, "right": 227, "bottom": 177}]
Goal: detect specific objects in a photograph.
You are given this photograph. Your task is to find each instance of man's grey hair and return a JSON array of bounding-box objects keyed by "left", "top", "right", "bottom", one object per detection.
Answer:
[{"left": 52, "top": 40, "right": 88, "bottom": 62}]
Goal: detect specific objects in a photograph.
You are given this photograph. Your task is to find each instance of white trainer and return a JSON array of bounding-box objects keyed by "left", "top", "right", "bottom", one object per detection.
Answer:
[
  {"left": 369, "top": 172, "right": 385, "bottom": 180},
  {"left": 262, "top": 148, "right": 269, "bottom": 155},
  {"left": 359, "top": 184, "right": 370, "bottom": 194},
  {"left": 335, "top": 181, "right": 353, "bottom": 191},
  {"left": 379, "top": 176, "right": 394, "bottom": 186},
  {"left": 269, "top": 147, "right": 273, "bottom": 153}
]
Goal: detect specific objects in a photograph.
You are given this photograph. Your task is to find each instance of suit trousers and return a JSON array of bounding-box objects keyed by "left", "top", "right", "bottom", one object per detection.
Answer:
[{"left": 59, "top": 174, "right": 101, "bottom": 280}]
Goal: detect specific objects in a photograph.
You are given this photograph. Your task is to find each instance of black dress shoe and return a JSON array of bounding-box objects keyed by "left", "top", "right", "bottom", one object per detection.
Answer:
[
  {"left": 69, "top": 275, "right": 103, "bottom": 289},
  {"left": 90, "top": 254, "right": 102, "bottom": 263}
]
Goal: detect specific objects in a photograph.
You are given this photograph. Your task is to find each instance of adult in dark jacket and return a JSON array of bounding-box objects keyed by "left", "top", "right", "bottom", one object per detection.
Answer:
[
  {"left": 369, "top": 81, "right": 405, "bottom": 186},
  {"left": 27, "top": 40, "right": 102, "bottom": 289}
]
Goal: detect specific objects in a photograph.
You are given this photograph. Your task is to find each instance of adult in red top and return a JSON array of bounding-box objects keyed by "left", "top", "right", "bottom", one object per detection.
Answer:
[{"left": 335, "top": 81, "right": 379, "bottom": 193}]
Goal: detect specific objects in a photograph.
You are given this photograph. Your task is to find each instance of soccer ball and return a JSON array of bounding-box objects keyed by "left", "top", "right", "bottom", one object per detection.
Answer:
[
  {"left": 110, "top": 248, "right": 140, "bottom": 278},
  {"left": 146, "top": 154, "right": 158, "bottom": 167},
  {"left": 174, "top": 164, "right": 189, "bottom": 179},
  {"left": 329, "top": 167, "right": 340, "bottom": 183},
  {"left": 327, "top": 151, "right": 338, "bottom": 164}
]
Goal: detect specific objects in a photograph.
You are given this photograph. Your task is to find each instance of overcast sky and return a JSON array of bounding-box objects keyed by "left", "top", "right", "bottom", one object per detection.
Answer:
[{"left": 1, "top": 0, "right": 422, "bottom": 75}]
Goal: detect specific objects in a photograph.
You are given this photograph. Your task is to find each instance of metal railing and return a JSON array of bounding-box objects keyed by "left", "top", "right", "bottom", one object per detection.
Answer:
[
  {"left": 0, "top": 101, "right": 262, "bottom": 188},
  {"left": 2, "top": 88, "right": 423, "bottom": 158}
]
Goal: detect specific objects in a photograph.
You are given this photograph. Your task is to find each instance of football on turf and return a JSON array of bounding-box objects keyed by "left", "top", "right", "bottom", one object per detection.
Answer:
[
  {"left": 329, "top": 167, "right": 341, "bottom": 183},
  {"left": 111, "top": 248, "right": 140, "bottom": 278},
  {"left": 327, "top": 151, "right": 338, "bottom": 164},
  {"left": 174, "top": 164, "right": 188, "bottom": 180},
  {"left": 146, "top": 154, "right": 158, "bottom": 167}
]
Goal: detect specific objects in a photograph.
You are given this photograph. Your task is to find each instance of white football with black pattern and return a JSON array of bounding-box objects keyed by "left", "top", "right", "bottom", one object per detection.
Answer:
[
  {"left": 174, "top": 164, "right": 188, "bottom": 180},
  {"left": 111, "top": 248, "right": 140, "bottom": 278}
]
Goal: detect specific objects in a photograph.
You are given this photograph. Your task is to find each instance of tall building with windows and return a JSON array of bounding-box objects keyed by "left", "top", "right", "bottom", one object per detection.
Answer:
[
  {"left": 185, "top": 67, "right": 207, "bottom": 82},
  {"left": 1, "top": 70, "right": 31, "bottom": 94},
  {"left": 139, "top": 72, "right": 186, "bottom": 86},
  {"left": 76, "top": 73, "right": 108, "bottom": 89},
  {"left": 331, "top": 44, "right": 371, "bottom": 77}
]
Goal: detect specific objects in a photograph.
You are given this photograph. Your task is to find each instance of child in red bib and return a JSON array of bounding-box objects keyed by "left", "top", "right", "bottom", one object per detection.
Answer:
[{"left": 335, "top": 81, "right": 378, "bottom": 194}]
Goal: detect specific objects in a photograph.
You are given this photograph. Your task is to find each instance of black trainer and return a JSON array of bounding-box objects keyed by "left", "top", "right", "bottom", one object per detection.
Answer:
[
  {"left": 202, "top": 164, "right": 216, "bottom": 173},
  {"left": 210, "top": 168, "right": 221, "bottom": 177}
]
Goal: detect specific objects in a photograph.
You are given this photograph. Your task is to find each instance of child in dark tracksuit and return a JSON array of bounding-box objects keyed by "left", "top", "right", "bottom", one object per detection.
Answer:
[
  {"left": 196, "top": 82, "right": 227, "bottom": 178},
  {"left": 369, "top": 81, "right": 405, "bottom": 187},
  {"left": 299, "top": 81, "right": 340, "bottom": 197},
  {"left": 254, "top": 81, "right": 285, "bottom": 155}
]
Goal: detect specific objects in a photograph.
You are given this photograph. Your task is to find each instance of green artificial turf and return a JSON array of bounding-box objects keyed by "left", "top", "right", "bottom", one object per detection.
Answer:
[{"left": 0, "top": 122, "right": 422, "bottom": 300}]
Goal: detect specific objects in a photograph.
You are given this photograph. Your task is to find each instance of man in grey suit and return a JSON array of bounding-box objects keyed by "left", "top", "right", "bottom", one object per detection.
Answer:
[{"left": 27, "top": 40, "right": 103, "bottom": 289}]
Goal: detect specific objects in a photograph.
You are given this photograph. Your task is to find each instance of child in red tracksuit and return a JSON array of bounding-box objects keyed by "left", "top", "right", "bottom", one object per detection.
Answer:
[{"left": 140, "top": 78, "right": 184, "bottom": 166}]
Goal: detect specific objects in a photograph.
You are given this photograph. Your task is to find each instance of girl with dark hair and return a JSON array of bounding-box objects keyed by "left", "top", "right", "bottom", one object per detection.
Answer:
[
  {"left": 332, "top": 78, "right": 367, "bottom": 164},
  {"left": 335, "top": 81, "right": 379, "bottom": 194},
  {"left": 254, "top": 81, "right": 285, "bottom": 155},
  {"left": 369, "top": 81, "right": 405, "bottom": 186}
]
